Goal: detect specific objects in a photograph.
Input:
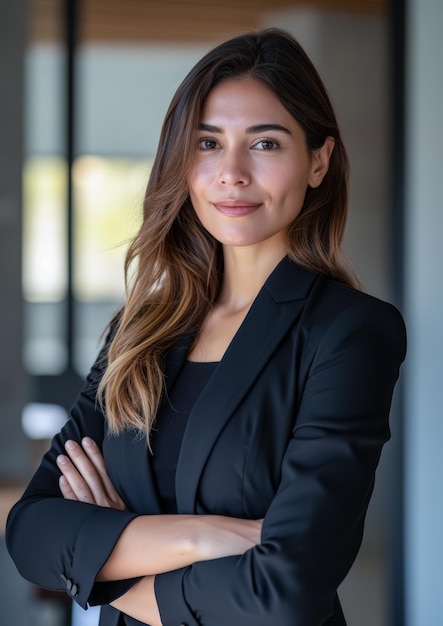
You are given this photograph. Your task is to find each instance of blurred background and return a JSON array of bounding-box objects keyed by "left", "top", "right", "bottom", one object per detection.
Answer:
[{"left": 0, "top": 0, "right": 441, "bottom": 624}]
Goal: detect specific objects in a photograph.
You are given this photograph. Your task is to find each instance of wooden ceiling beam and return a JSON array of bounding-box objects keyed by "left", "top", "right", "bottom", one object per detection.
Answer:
[{"left": 29, "top": 0, "right": 387, "bottom": 44}]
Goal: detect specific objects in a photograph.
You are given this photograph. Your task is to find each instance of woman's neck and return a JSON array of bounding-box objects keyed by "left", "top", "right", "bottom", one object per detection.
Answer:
[
  {"left": 218, "top": 243, "right": 288, "bottom": 312},
  {"left": 187, "top": 243, "right": 288, "bottom": 363}
]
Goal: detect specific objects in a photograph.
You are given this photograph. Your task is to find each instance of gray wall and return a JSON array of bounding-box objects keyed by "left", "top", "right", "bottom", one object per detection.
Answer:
[
  {"left": 0, "top": 0, "right": 30, "bottom": 476},
  {"left": 404, "top": 0, "right": 443, "bottom": 624},
  {"left": 0, "top": 4, "right": 33, "bottom": 626}
]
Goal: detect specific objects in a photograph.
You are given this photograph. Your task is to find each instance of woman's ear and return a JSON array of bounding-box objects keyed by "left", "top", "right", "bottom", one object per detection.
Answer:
[{"left": 308, "top": 137, "right": 335, "bottom": 188}]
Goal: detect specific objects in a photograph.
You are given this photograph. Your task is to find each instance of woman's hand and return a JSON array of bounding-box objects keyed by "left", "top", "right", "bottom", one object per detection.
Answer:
[
  {"left": 57, "top": 437, "right": 262, "bottom": 581},
  {"left": 57, "top": 437, "right": 127, "bottom": 510}
]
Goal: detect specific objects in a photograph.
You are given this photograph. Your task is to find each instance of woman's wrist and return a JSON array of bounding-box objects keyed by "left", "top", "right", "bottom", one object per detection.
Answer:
[{"left": 97, "top": 514, "right": 207, "bottom": 581}]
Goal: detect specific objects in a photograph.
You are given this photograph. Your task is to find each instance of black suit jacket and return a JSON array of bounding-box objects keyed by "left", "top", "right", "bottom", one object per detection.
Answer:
[{"left": 6, "top": 258, "right": 406, "bottom": 626}]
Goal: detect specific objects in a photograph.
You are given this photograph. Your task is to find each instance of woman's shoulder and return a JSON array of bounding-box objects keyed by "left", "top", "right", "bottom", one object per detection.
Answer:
[
  {"left": 266, "top": 257, "right": 405, "bottom": 339},
  {"left": 274, "top": 258, "right": 402, "bottom": 316},
  {"left": 318, "top": 272, "right": 404, "bottom": 324},
  {"left": 303, "top": 271, "right": 407, "bottom": 359}
]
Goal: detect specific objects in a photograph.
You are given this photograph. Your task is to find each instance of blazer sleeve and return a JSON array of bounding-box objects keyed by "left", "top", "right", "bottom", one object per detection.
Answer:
[
  {"left": 5, "top": 327, "right": 141, "bottom": 610},
  {"left": 154, "top": 297, "right": 407, "bottom": 626}
]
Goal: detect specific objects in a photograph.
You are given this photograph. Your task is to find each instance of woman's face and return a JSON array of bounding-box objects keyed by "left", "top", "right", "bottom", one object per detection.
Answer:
[{"left": 188, "top": 77, "right": 332, "bottom": 252}]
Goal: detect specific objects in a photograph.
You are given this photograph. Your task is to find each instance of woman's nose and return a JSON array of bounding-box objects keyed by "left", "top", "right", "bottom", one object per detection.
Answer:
[{"left": 218, "top": 150, "right": 251, "bottom": 186}]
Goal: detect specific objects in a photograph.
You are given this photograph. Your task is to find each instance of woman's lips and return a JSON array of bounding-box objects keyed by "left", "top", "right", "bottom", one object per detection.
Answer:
[{"left": 213, "top": 201, "right": 262, "bottom": 217}]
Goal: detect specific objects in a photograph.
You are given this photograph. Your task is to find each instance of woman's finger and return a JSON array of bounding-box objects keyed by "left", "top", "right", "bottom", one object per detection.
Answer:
[
  {"left": 81, "top": 438, "right": 127, "bottom": 510},
  {"left": 62, "top": 439, "right": 126, "bottom": 510},
  {"left": 62, "top": 440, "right": 110, "bottom": 505},
  {"left": 59, "top": 474, "right": 78, "bottom": 500},
  {"left": 57, "top": 454, "right": 95, "bottom": 503}
]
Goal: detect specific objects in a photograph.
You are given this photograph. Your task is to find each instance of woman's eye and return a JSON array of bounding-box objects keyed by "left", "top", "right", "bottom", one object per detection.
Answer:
[
  {"left": 255, "top": 139, "right": 279, "bottom": 150},
  {"left": 198, "top": 138, "right": 218, "bottom": 150}
]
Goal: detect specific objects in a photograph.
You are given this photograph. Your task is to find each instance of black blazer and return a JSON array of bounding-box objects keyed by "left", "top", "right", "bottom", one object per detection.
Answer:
[{"left": 6, "top": 258, "right": 406, "bottom": 626}]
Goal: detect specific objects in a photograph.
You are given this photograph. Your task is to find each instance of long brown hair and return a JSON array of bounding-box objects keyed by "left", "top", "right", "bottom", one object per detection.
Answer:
[{"left": 99, "top": 28, "right": 359, "bottom": 439}]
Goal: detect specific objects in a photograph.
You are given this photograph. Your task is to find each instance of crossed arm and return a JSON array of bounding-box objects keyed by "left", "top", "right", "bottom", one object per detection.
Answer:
[
  {"left": 8, "top": 295, "right": 406, "bottom": 626},
  {"left": 57, "top": 436, "right": 262, "bottom": 625}
]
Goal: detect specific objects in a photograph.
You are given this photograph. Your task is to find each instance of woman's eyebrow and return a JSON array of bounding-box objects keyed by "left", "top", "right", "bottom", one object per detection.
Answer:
[
  {"left": 198, "top": 123, "right": 222, "bottom": 133},
  {"left": 198, "top": 123, "right": 291, "bottom": 135},
  {"left": 246, "top": 124, "right": 291, "bottom": 135}
]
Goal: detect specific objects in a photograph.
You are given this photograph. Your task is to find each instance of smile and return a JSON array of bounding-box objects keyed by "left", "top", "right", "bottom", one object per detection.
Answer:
[{"left": 213, "top": 201, "right": 262, "bottom": 217}]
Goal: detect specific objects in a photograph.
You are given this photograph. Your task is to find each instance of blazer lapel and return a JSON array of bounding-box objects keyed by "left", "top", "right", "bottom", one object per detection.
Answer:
[{"left": 175, "top": 258, "right": 318, "bottom": 513}]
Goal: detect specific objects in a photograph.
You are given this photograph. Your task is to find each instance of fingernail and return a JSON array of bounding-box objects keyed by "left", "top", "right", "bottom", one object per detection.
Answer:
[
  {"left": 57, "top": 455, "right": 67, "bottom": 465},
  {"left": 60, "top": 475, "right": 68, "bottom": 485},
  {"left": 65, "top": 440, "right": 76, "bottom": 450},
  {"left": 82, "top": 437, "right": 93, "bottom": 447}
]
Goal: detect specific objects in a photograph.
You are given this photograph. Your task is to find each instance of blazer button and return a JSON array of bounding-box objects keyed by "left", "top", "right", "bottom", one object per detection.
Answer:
[
  {"left": 61, "top": 574, "right": 71, "bottom": 591},
  {"left": 61, "top": 574, "right": 79, "bottom": 596}
]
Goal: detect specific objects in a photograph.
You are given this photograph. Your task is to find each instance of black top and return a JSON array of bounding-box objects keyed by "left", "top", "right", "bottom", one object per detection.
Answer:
[
  {"left": 151, "top": 360, "right": 218, "bottom": 513},
  {"left": 124, "top": 360, "right": 218, "bottom": 626}
]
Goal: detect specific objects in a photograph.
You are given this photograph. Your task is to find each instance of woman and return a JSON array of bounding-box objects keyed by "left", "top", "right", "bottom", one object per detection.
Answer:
[{"left": 6, "top": 28, "right": 406, "bottom": 625}]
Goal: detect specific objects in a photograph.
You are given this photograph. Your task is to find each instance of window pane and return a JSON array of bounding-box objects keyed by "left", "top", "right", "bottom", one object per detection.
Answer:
[
  {"left": 22, "top": 157, "right": 67, "bottom": 302},
  {"left": 24, "top": 0, "right": 66, "bottom": 376},
  {"left": 23, "top": 157, "right": 68, "bottom": 374},
  {"left": 72, "top": 156, "right": 147, "bottom": 301},
  {"left": 72, "top": 157, "right": 147, "bottom": 375}
]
